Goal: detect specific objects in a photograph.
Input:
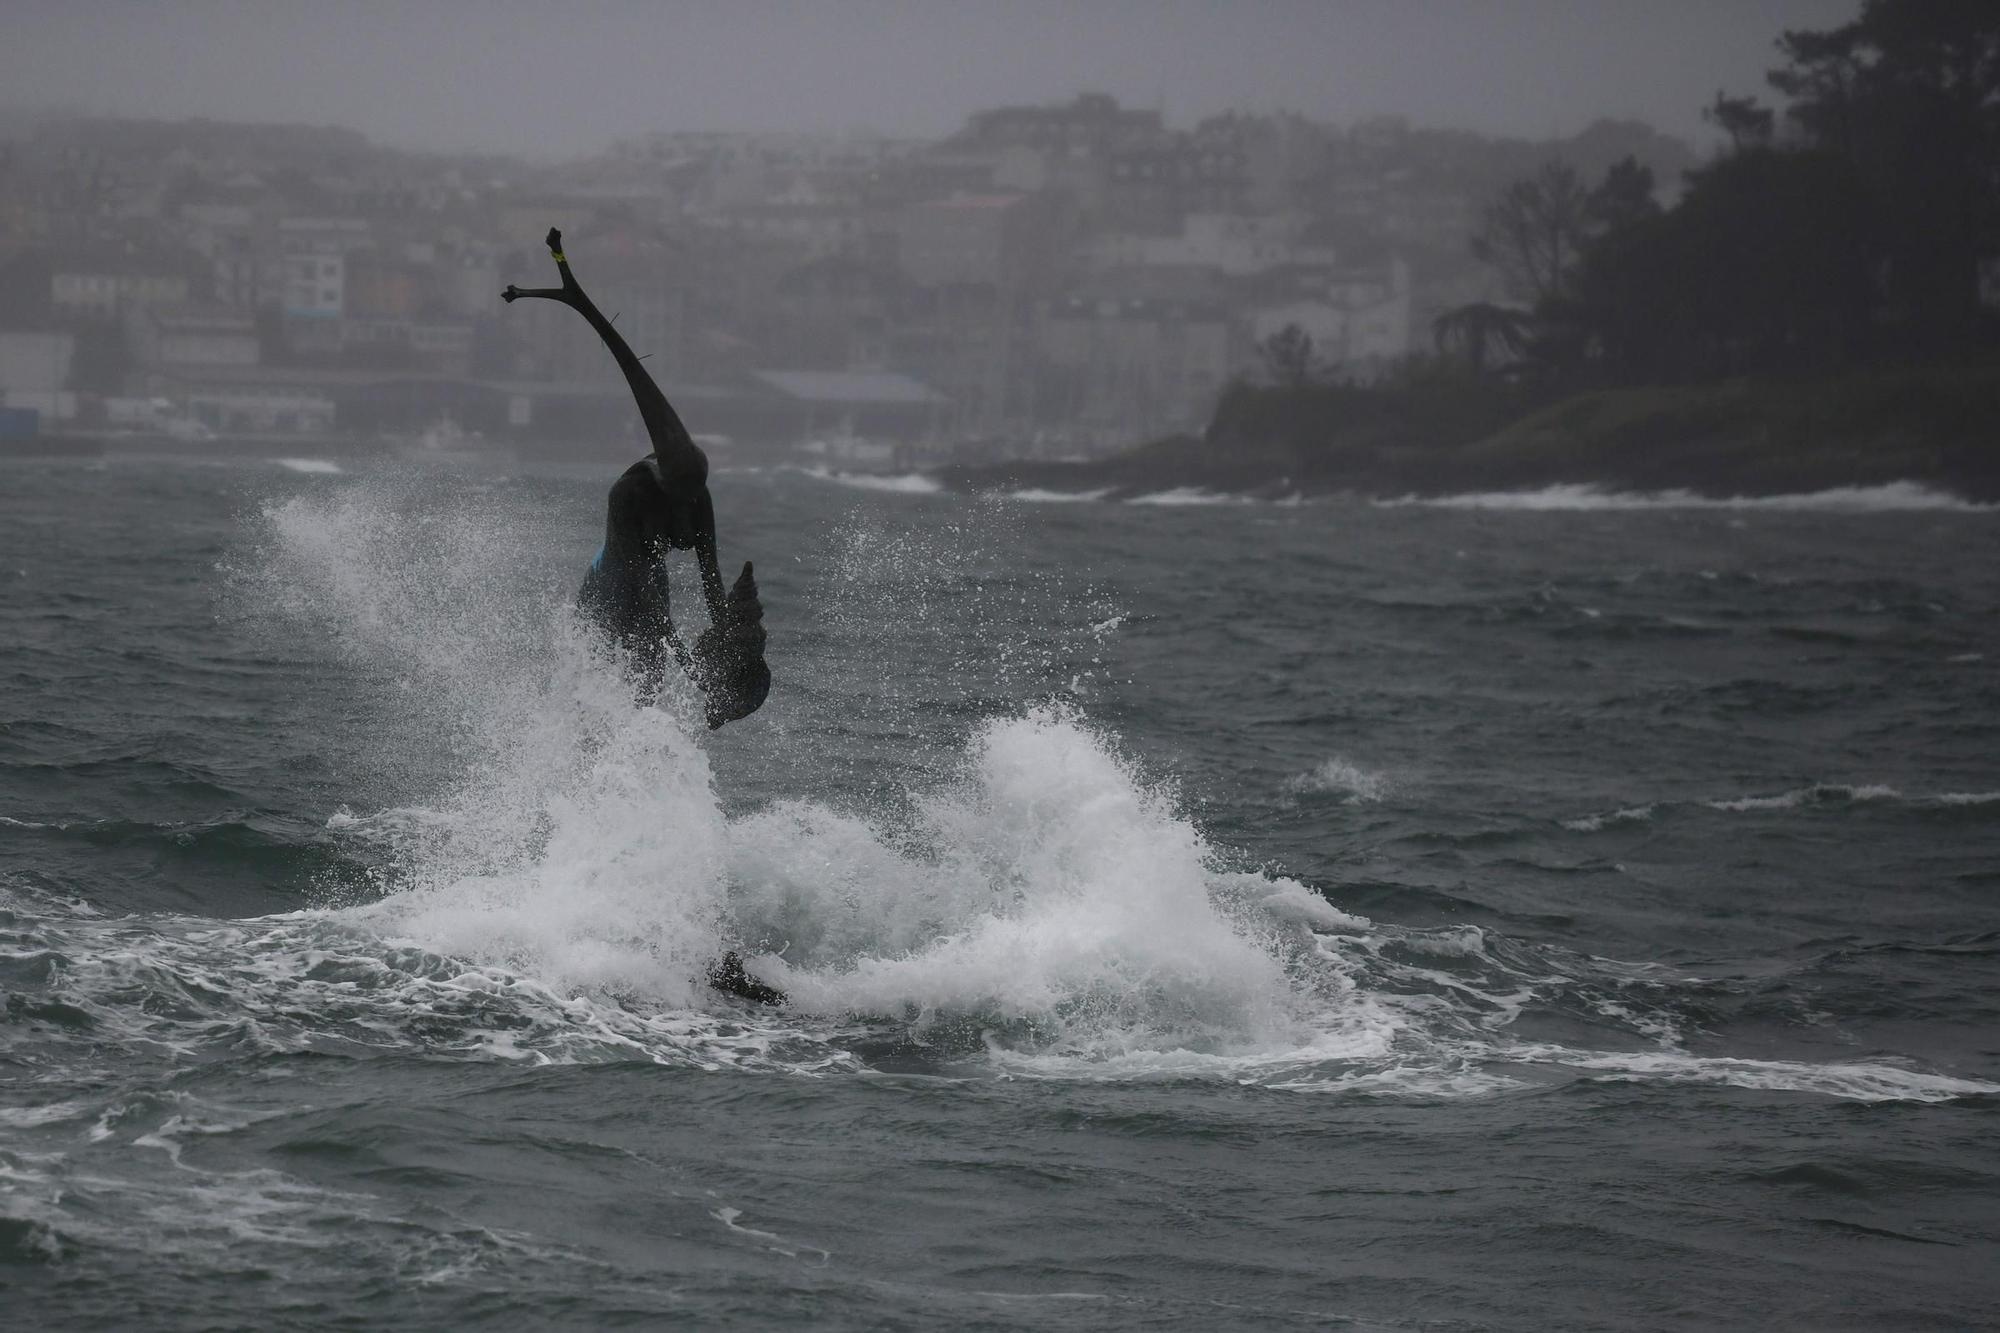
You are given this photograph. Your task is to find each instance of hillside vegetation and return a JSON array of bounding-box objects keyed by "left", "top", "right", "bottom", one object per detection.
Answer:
[{"left": 941, "top": 362, "right": 2000, "bottom": 500}]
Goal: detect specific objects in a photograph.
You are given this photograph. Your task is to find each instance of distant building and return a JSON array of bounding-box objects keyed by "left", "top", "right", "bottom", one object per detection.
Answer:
[
  {"left": 131, "top": 307, "right": 259, "bottom": 370},
  {"left": 344, "top": 253, "right": 428, "bottom": 320},
  {"left": 750, "top": 368, "right": 946, "bottom": 442},
  {"left": 406, "top": 321, "right": 474, "bottom": 376},
  {"left": 186, "top": 382, "right": 335, "bottom": 434},
  {"left": 1086, "top": 213, "right": 1334, "bottom": 277},
  {"left": 714, "top": 201, "right": 866, "bottom": 264},
  {"left": 767, "top": 255, "right": 905, "bottom": 370},
  {"left": 279, "top": 218, "right": 371, "bottom": 355},
  {"left": 162, "top": 366, "right": 344, "bottom": 433},
  {"left": 1247, "top": 257, "right": 1412, "bottom": 379},
  {"left": 336, "top": 315, "right": 473, "bottom": 375},
  {"left": 1104, "top": 122, "right": 1252, "bottom": 231},
  {"left": 1038, "top": 295, "right": 1232, "bottom": 434},
  {"left": 895, "top": 192, "right": 1057, "bottom": 290},
  {"left": 49, "top": 245, "right": 202, "bottom": 321},
  {"left": 957, "top": 93, "right": 1163, "bottom": 155},
  {"left": 0, "top": 329, "right": 77, "bottom": 420},
  {"left": 177, "top": 202, "right": 264, "bottom": 310},
  {"left": 891, "top": 283, "right": 1026, "bottom": 434}
]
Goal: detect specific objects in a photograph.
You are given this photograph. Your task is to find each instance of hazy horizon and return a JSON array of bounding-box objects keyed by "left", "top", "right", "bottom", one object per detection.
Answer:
[{"left": 7, "top": 0, "right": 1860, "bottom": 158}]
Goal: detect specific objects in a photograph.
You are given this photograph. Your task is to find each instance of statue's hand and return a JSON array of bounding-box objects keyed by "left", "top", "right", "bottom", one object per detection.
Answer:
[
  {"left": 545, "top": 226, "right": 564, "bottom": 256},
  {"left": 693, "top": 561, "right": 770, "bottom": 729},
  {"left": 501, "top": 284, "right": 522, "bottom": 303}
]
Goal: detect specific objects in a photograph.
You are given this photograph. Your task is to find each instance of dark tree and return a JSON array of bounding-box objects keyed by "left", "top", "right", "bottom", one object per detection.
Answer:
[
  {"left": 1768, "top": 0, "right": 2000, "bottom": 349},
  {"left": 1573, "top": 148, "right": 1876, "bottom": 381},
  {"left": 1769, "top": 22, "right": 1869, "bottom": 156},
  {"left": 1258, "top": 324, "right": 1319, "bottom": 388},
  {"left": 1585, "top": 156, "right": 1662, "bottom": 234},
  {"left": 1471, "top": 161, "right": 1593, "bottom": 305},
  {"left": 1431, "top": 302, "right": 1533, "bottom": 375},
  {"left": 1703, "top": 93, "right": 1776, "bottom": 151}
]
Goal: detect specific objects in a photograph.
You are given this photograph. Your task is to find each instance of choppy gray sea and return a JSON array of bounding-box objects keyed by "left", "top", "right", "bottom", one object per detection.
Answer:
[{"left": 3, "top": 455, "right": 1997, "bottom": 1330}]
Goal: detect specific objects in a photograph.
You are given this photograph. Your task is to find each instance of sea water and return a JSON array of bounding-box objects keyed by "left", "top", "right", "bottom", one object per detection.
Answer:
[{"left": 2, "top": 456, "right": 1996, "bottom": 1329}]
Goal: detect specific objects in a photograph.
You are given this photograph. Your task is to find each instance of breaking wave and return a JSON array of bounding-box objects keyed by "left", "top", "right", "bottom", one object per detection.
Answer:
[
  {"left": 995, "top": 487, "right": 1112, "bottom": 504},
  {"left": 1124, "top": 487, "right": 1246, "bottom": 506},
  {"left": 794, "top": 467, "right": 942, "bottom": 495}
]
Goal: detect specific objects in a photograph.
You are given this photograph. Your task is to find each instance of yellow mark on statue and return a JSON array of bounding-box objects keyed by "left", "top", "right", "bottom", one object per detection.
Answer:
[{"left": 552, "top": 251, "right": 567, "bottom": 263}]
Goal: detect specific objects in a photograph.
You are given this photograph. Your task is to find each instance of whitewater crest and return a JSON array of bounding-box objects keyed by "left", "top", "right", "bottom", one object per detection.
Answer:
[
  {"left": 726, "top": 705, "right": 1376, "bottom": 1064},
  {"left": 793, "top": 465, "right": 942, "bottom": 495}
]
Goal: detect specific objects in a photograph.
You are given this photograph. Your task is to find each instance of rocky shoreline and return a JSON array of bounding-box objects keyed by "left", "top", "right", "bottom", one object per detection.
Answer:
[{"left": 938, "top": 368, "right": 2000, "bottom": 504}]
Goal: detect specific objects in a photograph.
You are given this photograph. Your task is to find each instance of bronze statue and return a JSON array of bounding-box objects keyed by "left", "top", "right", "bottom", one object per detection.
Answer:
[{"left": 505, "top": 228, "right": 768, "bottom": 729}]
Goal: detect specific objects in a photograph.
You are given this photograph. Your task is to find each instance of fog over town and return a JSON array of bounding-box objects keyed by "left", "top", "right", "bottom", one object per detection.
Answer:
[{"left": 0, "top": 0, "right": 1883, "bottom": 467}]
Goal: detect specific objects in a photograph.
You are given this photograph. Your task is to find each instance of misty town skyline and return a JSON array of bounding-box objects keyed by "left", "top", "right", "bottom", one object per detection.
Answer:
[{"left": 0, "top": 0, "right": 1874, "bottom": 466}]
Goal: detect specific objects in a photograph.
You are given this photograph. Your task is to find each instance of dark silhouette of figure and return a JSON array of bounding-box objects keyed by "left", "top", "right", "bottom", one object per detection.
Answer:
[
  {"left": 503, "top": 228, "right": 768, "bottom": 730},
  {"left": 505, "top": 229, "right": 783, "bottom": 1007}
]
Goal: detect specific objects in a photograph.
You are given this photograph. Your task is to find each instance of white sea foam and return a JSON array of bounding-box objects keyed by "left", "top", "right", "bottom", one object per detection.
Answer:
[
  {"left": 0, "top": 1100, "right": 98, "bottom": 1128},
  {"left": 272, "top": 457, "right": 343, "bottom": 475},
  {"left": 797, "top": 466, "right": 942, "bottom": 495},
  {"left": 1568, "top": 785, "right": 2000, "bottom": 819},
  {"left": 1507, "top": 1046, "right": 2000, "bottom": 1103},
  {"left": 0, "top": 1078, "right": 594, "bottom": 1280},
  {"left": 1125, "top": 487, "right": 1241, "bottom": 506},
  {"left": 996, "top": 487, "right": 1111, "bottom": 503},
  {"left": 1562, "top": 804, "right": 1655, "bottom": 832},
  {"left": 1284, "top": 757, "right": 1390, "bottom": 802},
  {"left": 1707, "top": 783, "right": 1899, "bottom": 812},
  {"left": 711, "top": 1205, "right": 829, "bottom": 1262},
  {"left": 729, "top": 707, "right": 1380, "bottom": 1067},
  {"left": 1376, "top": 481, "right": 1994, "bottom": 513}
]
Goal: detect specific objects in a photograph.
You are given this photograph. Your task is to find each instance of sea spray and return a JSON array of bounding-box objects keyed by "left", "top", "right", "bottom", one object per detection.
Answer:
[
  {"left": 730, "top": 707, "right": 1371, "bottom": 1062},
  {"left": 232, "top": 477, "right": 1601, "bottom": 1082},
  {"left": 255, "top": 465, "right": 1363, "bottom": 1049},
  {"left": 242, "top": 473, "right": 735, "bottom": 1001}
]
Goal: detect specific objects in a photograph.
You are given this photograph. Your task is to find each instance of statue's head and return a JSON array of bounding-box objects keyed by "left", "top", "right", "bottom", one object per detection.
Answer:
[{"left": 640, "top": 449, "right": 710, "bottom": 550}]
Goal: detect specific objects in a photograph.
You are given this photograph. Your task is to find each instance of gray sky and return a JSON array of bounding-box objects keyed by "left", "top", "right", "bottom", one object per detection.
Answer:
[{"left": 8, "top": 0, "right": 1860, "bottom": 157}]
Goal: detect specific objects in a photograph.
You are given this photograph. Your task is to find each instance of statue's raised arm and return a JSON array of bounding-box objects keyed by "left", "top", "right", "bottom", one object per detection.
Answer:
[{"left": 503, "top": 227, "right": 707, "bottom": 492}]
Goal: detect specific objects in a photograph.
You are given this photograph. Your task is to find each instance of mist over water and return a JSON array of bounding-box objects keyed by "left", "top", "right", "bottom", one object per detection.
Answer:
[{"left": 4, "top": 457, "right": 1999, "bottom": 1328}]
